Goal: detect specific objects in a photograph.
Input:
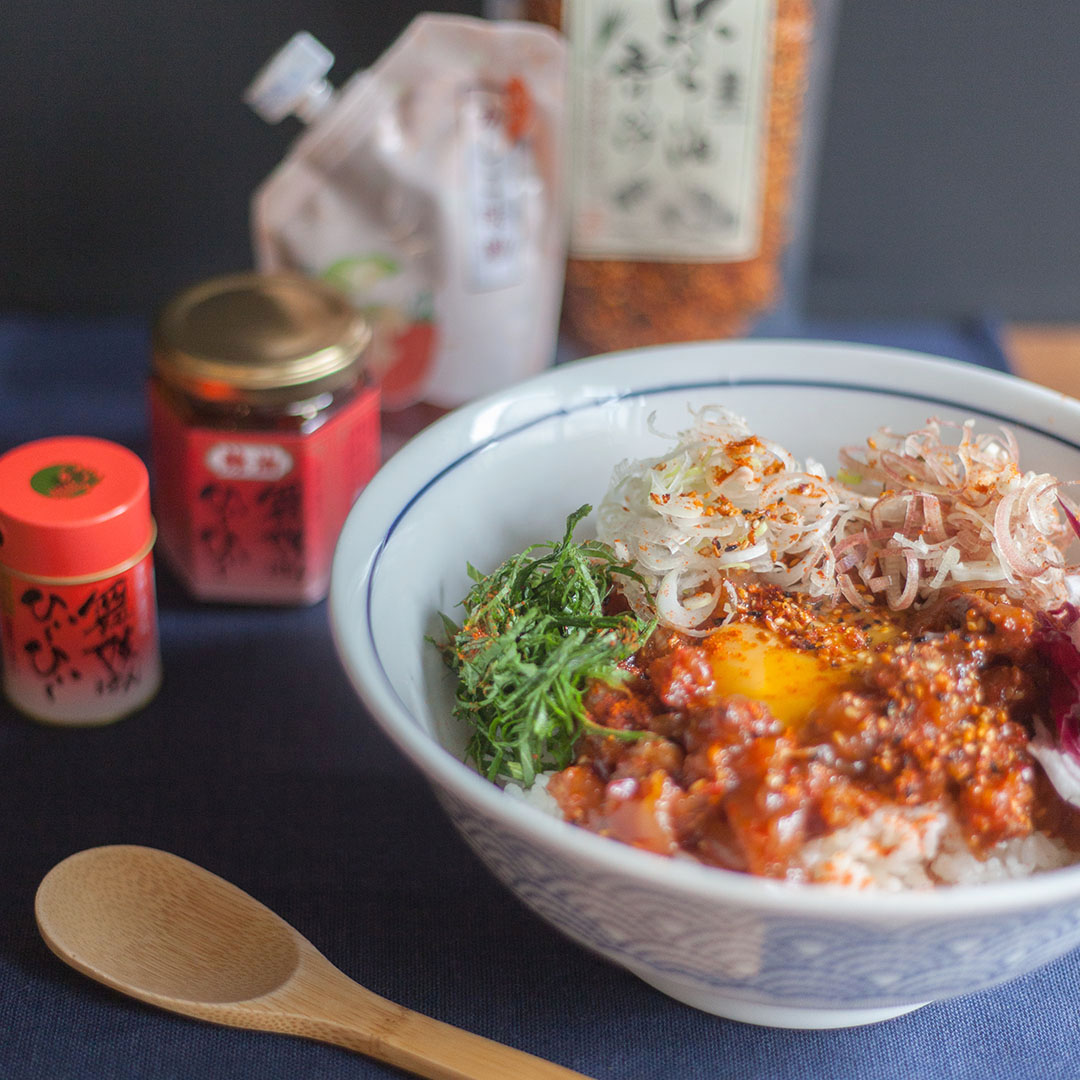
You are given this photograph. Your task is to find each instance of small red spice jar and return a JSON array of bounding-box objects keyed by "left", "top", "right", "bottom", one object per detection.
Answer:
[
  {"left": 0, "top": 437, "right": 162, "bottom": 726},
  {"left": 149, "top": 271, "right": 379, "bottom": 605}
]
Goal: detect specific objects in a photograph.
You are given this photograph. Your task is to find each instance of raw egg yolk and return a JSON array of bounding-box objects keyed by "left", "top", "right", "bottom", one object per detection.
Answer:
[{"left": 703, "top": 623, "right": 855, "bottom": 726}]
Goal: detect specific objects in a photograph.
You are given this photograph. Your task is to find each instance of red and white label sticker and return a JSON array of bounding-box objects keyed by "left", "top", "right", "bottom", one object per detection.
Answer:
[{"left": 205, "top": 442, "right": 294, "bottom": 482}]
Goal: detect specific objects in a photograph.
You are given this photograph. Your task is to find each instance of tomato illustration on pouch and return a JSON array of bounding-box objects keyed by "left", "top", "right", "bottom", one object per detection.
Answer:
[
  {"left": 321, "top": 255, "right": 436, "bottom": 410},
  {"left": 379, "top": 320, "right": 437, "bottom": 411}
]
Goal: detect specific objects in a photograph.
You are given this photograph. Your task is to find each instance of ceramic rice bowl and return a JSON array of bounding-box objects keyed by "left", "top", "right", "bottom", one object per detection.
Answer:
[{"left": 329, "top": 341, "right": 1080, "bottom": 1028}]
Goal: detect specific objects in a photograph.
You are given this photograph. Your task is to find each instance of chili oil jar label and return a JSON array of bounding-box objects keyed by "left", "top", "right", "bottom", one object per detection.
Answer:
[
  {"left": 148, "top": 382, "right": 379, "bottom": 604},
  {"left": 150, "top": 272, "right": 378, "bottom": 606},
  {"left": 0, "top": 437, "right": 161, "bottom": 726},
  {"left": 565, "top": 0, "right": 775, "bottom": 262}
]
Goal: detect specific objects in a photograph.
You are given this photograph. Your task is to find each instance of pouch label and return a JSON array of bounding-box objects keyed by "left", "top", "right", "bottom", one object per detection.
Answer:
[{"left": 462, "top": 87, "right": 527, "bottom": 292}]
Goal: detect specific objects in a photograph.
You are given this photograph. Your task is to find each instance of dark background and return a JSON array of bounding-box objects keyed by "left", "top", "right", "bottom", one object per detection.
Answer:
[{"left": 3, "top": 1, "right": 1079, "bottom": 321}]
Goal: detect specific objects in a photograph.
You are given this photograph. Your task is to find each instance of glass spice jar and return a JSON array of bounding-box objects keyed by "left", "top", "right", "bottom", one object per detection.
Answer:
[
  {"left": 0, "top": 436, "right": 161, "bottom": 726},
  {"left": 149, "top": 271, "right": 378, "bottom": 605}
]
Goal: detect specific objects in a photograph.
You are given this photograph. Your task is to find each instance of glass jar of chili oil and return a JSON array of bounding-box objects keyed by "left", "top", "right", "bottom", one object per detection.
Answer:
[{"left": 149, "top": 271, "right": 378, "bottom": 605}]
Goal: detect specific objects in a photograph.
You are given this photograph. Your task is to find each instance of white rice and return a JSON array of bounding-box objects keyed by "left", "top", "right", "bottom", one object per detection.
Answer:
[
  {"left": 797, "top": 804, "right": 1075, "bottom": 890},
  {"left": 503, "top": 776, "right": 1078, "bottom": 889},
  {"left": 502, "top": 772, "right": 557, "bottom": 808}
]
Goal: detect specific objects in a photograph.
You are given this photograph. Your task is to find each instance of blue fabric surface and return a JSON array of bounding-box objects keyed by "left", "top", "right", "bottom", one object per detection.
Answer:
[{"left": 2, "top": 316, "right": 1076, "bottom": 1080}]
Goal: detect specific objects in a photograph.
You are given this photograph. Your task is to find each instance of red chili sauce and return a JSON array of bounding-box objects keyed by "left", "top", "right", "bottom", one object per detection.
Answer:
[{"left": 547, "top": 583, "right": 1080, "bottom": 880}]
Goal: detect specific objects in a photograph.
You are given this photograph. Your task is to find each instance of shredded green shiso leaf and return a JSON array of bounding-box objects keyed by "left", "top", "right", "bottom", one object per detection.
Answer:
[{"left": 434, "top": 505, "right": 656, "bottom": 785}]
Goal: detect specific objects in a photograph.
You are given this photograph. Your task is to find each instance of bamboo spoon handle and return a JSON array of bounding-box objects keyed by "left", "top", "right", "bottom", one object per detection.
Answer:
[
  {"left": 240, "top": 951, "right": 595, "bottom": 1080},
  {"left": 303, "top": 996, "right": 592, "bottom": 1079}
]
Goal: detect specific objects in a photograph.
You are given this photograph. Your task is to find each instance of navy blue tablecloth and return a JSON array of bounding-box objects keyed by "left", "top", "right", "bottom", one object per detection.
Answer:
[{"left": 5, "top": 316, "right": 1078, "bottom": 1080}]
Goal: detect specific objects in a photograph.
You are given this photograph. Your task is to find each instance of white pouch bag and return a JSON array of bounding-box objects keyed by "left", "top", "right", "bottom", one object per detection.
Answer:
[{"left": 247, "top": 15, "right": 567, "bottom": 409}]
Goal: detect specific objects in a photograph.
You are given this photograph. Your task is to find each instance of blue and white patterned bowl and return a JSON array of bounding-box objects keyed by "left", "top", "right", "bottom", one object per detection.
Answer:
[{"left": 329, "top": 341, "right": 1080, "bottom": 1028}]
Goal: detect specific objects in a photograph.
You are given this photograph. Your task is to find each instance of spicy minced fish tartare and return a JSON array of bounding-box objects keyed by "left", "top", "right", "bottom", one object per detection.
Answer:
[{"left": 438, "top": 408, "right": 1080, "bottom": 888}]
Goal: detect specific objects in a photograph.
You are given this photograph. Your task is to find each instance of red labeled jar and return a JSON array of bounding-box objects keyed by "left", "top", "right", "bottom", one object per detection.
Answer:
[
  {"left": 150, "top": 272, "right": 378, "bottom": 605},
  {"left": 0, "top": 437, "right": 161, "bottom": 726}
]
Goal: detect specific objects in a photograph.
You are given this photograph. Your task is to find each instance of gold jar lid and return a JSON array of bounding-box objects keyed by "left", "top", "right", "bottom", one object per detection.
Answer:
[{"left": 152, "top": 271, "right": 372, "bottom": 405}]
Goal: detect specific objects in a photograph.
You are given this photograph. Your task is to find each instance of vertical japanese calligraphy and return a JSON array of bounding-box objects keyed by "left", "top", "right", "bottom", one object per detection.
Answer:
[{"left": 1, "top": 556, "right": 160, "bottom": 724}]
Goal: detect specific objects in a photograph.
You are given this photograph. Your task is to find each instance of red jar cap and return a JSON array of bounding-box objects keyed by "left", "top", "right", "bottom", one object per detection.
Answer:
[{"left": 0, "top": 437, "right": 153, "bottom": 580}]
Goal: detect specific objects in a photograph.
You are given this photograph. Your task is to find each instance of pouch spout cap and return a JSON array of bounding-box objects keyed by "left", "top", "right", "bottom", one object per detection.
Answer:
[{"left": 245, "top": 31, "right": 337, "bottom": 125}]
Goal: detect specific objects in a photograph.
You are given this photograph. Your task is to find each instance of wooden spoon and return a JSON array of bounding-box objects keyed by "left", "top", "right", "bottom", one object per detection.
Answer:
[{"left": 35, "top": 845, "right": 593, "bottom": 1080}]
